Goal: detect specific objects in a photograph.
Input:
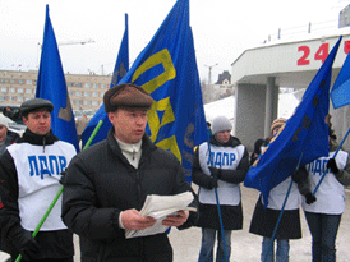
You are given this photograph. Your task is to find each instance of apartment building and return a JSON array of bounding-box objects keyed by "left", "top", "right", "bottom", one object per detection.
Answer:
[{"left": 0, "top": 70, "right": 112, "bottom": 111}]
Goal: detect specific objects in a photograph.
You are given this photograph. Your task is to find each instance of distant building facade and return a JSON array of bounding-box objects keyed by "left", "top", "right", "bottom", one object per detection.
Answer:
[
  {"left": 339, "top": 5, "right": 350, "bottom": 28},
  {"left": 216, "top": 70, "right": 231, "bottom": 85},
  {"left": 201, "top": 70, "right": 235, "bottom": 104},
  {"left": 214, "top": 70, "right": 234, "bottom": 99},
  {"left": 0, "top": 70, "right": 111, "bottom": 110}
]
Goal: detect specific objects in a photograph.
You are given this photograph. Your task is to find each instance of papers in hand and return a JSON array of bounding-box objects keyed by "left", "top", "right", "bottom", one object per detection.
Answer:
[{"left": 125, "top": 191, "right": 196, "bottom": 239}]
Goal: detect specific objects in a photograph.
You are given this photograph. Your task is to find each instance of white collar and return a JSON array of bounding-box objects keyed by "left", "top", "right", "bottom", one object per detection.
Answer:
[{"left": 115, "top": 137, "right": 142, "bottom": 153}]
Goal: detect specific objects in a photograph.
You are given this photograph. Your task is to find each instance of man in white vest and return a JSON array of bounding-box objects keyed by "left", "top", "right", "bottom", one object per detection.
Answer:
[{"left": 0, "top": 98, "right": 76, "bottom": 262}]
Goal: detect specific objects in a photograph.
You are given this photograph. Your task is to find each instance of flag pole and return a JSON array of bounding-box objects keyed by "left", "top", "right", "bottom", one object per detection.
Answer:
[
  {"left": 15, "top": 120, "right": 104, "bottom": 262},
  {"left": 313, "top": 127, "right": 350, "bottom": 195},
  {"left": 263, "top": 152, "right": 303, "bottom": 262},
  {"left": 207, "top": 134, "right": 228, "bottom": 262},
  {"left": 83, "top": 120, "right": 103, "bottom": 149}
]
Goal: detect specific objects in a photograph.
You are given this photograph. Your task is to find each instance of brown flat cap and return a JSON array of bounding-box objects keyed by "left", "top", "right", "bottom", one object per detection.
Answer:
[{"left": 103, "top": 83, "right": 153, "bottom": 112}]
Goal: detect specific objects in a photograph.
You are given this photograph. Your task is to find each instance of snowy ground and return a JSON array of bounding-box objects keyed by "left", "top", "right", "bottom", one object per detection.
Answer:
[{"left": 203, "top": 92, "right": 301, "bottom": 135}]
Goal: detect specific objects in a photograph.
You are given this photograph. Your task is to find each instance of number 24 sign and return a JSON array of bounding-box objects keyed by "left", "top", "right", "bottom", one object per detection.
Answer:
[{"left": 297, "top": 41, "right": 350, "bottom": 65}]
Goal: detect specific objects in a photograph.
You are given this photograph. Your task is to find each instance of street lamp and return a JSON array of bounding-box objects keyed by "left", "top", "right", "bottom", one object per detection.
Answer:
[{"left": 204, "top": 63, "right": 218, "bottom": 85}]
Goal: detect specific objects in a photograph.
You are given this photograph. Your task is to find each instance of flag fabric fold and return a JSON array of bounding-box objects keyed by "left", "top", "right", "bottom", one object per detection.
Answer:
[
  {"left": 82, "top": 13, "right": 129, "bottom": 147},
  {"left": 36, "top": 5, "right": 79, "bottom": 152},
  {"left": 244, "top": 37, "right": 342, "bottom": 208},
  {"left": 331, "top": 40, "right": 350, "bottom": 109},
  {"left": 84, "top": 0, "right": 207, "bottom": 181}
]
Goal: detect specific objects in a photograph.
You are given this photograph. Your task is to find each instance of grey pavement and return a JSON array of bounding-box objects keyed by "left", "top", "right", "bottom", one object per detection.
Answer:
[{"left": 1, "top": 185, "right": 349, "bottom": 262}]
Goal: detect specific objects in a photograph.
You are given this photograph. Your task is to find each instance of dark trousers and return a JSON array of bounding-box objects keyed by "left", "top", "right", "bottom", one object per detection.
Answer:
[{"left": 305, "top": 212, "right": 342, "bottom": 262}]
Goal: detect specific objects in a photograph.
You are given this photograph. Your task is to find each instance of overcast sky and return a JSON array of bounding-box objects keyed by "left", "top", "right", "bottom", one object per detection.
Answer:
[{"left": 0, "top": 0, "right": 348, "bottom": 82}]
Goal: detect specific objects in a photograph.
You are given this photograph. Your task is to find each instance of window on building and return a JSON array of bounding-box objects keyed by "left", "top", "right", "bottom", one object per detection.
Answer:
[
  {"left": 101, "top": 83, "right": 107, "bottom": 89},
  {"left": 9, "top": 88, "right": 15, "bottom": 93},
  {"left": 26, "top": 79, "right": 32, "bottom": 85},
  {"left": 84, "top": 83, "right": 91, "bottom": 88},
  {"left": 26, "top": 89, "right": 33, "bottom": 94},
  {"left": 92, "top": 101, "right": 99, "bottom": 106},
  {"left": 84, "top": 92, "right": 90, "bottom": 97},
  {"left": 92, "top": 83, "right": 98, "bottom": 89},
  {"left": 83, "top": 100, "right": 90, "bottom": 106},
  {"left": 92, "top": 92, "right": 98, "bottom": 97},
  {"left": 18, "top": 88, "right": 24, "bottom": 93},
  {"left": 75, "top": 91, "right": 82, "bottom": 96},
  {"left": 68, "top": 82, "right": 83, "bottom": 88},
  {"left": 74, "top": 100, "right": 82, "bottom": 106},
  {"left": 0, "top": 96, "right": 5, "bottom": 101},
  {"left": 17, "top": 97, "right": 23, "bottom": 102},
  {"left": 10, "top": 97, "right": 15, "bottom": 101},
  {"left": 100, "top": 92, "right": 105, "bottom": 97},
  {"left": 0, "top": 79, "right": 8, "bottom": 83},
  {"left": 10, "top": 79, "right": 15, "bottom": 84},
  {"left": 0, "top": 87, "right": 6, "bottom": 92},
  {"left": 18, "top": 79, "right": 24, "bottom": 84},
  {"left": 69, "top": 91, "right": 74, "bottom": 96}
]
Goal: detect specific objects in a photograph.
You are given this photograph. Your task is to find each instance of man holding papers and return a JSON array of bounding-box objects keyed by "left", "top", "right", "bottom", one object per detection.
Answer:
[{"left": 62, "top": 83, "right": 196, "bottom": 262}]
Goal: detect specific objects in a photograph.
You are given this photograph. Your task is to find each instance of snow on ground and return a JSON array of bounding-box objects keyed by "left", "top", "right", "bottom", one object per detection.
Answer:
[
  {"left": 203, "top": 93, "right": 300, "bottom": 130},
  {"left": 204, "top": 96, "right": 236, "bottom": 134},
  {"left": 204, "top": 96, "right": 236, "bottom": 123}
]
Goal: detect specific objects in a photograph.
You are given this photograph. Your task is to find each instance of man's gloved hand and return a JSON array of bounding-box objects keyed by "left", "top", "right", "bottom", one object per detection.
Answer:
[
  {"left": 304, "top": 192, "right": 317, "bottom": 204},
  {"left": 327, "top": 158, "right": 339, "bottom": 175},
  {"left": 15, "top": 231, "right": 40, "bottom": 261},
  {"left": 208, "top": 166, "right": 221, "bottom": 179}
]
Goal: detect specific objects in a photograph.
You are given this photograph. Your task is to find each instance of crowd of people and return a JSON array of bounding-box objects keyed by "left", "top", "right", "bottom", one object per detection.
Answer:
[{"left": 0, "top": 83, "right": 349, "bottom": 262}]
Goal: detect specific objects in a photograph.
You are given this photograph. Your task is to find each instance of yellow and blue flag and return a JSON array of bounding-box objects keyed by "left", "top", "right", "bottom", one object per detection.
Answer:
[
  {"left": 36, "top": 5, "right": 79, "bottom": 152},
  {"left": 85, "top": 0, "right": 207, "bottom": 181},
  {"left": 331, "top": 38, "right": 350, "bottom": 109},
  {"left": 82, "top": 13, "right": 129, "bottom": 146},
  {"left": 244, "top": 37, "right": 341, "bottom": 208}
]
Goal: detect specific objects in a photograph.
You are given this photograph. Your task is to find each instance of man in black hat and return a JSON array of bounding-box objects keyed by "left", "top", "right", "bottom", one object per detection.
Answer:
[
  {"left": 0, "top": 98, "right": 77, "bottom": 262},
  {"left": 62, "top": 83, "right": 197, "bottom": 262}
]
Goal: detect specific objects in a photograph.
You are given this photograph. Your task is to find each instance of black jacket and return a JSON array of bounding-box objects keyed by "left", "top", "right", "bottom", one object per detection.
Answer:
[
  {"left": 0, "top": 129, "right": 74, "bottom": 259},
  {"left": 192, "top": 135, "right": 250, "bottom": 230},
  {"left": 62, "top": 128, "right": 196, "bottom": 262}
]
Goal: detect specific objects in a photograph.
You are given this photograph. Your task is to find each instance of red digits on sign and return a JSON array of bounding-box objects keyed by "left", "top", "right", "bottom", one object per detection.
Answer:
[
  {"left": 344, "top": 41, "right": 350, "bottom": 55},
  {"left": 314, "top": 43, "right": 329, "bottom": 63},
  {"left": 298, "top": 46, "right": 310, "bottom": 65}
]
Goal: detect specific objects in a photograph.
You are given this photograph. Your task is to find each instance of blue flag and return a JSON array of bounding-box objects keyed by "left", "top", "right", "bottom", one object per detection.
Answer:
[
  {"left": 36, "top": 5, "right": 79, "bottom": 152},
  {"left": 85, "top": 0, "right": 207, "bottom": 181},
  {"left": 244, "top": 37, "right": 341, "bottom": 208},
  {"left": 82, "top": 13, "right": 129, "bottom": 147},
  {"left": 331, "top": 41, "right": 350, "bottom": 109}
]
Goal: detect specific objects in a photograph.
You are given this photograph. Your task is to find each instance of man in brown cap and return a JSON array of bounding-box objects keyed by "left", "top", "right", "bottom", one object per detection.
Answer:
[{"left": 62, "top": 83, "right": 196, "bottom": 262}]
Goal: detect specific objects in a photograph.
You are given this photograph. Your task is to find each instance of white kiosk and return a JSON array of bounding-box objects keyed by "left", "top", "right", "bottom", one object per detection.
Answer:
[{"left": 231, "top": 29, "right": 350, "bottom": 151}]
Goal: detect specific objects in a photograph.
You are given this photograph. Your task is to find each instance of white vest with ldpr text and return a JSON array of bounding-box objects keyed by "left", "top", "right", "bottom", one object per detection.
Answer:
[
  {"left": 198, "top": 142, "right": 245, "bottom": 206},
  {"left": 7, "top": 141, "right": 76, "bottom": 231}
]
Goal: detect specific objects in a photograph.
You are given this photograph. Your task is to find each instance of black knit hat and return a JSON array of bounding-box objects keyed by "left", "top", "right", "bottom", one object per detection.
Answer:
[{"left": 103, "top": 83, "right": 153, "bottom": 112}]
